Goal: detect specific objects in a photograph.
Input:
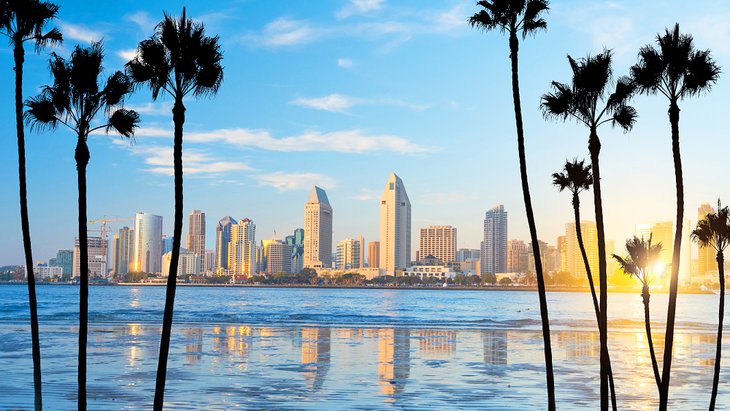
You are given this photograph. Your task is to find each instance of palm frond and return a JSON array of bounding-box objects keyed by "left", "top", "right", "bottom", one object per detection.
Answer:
[{"left": 107, "top": 108, "right": 139, "bottom": 137}]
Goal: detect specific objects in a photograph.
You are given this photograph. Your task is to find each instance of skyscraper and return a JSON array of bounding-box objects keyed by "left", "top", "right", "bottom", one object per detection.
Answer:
[
  {"left": 304, "top": 186, "right": 333, "bottom": 269},
  {"left": 228, "top": 218, "right": 256, "bottom": 278},
  {"left": 285, "top": 228, "right": 305, "bottom": 273},
  {"left": 358, "top": 234, "right": 365, "bottom": 269},
  {"left": 53, "top": 249, "right": 73, "bottom": 276},
  {"left": 261, "top": 240, "right": 293, "bottom": 274},
  {"left": 215, "top": 216, "right": 237, "bottom": 275},
  {"left": 564, "top": 221, "right": 598, "bottom": 279},
  {"left": 380, "top": 173, "right": 411, "bottom": 274},
  {"left": 187, "top": 209, "right": 206, "bottom": 271},
  {"left": 481, "top": 205, "right": 508, "bottom": 274},
  {"left": 133, "top": 212, "right": 163, "bottom": 274},
  {"left": 507, "top": 239, "right": 528, "bottom": 273},
  {"left": 698, "top": 203, "right": 715, "bottom": 278},
  {"left": 73, "top": 236, "right": 107, "bottom": 278},
  {"left": 419, "top": 226, "right": 457, "bottom": 263},
  {"left": 113, "top": 226, "right": 134, "bottom": 277},
  {"left": 336, "top": 238, "right": 361, "bottom": 270},
  {"left": 368, "top": 241, "right": 380, "bottom": 268}
]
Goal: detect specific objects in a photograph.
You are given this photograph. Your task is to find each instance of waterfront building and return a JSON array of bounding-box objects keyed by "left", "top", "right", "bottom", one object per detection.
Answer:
[
  {"left": 228, "top": 218, "right": 256, "bottom": 278},
  {"left": 262, "top": 240, "right": 293, "bottom": 274},
  {"left": 203, "top": 249, "right": 215, "bottom": 275},
  {"left": 456, "top": 248, "right": 480, "bottom": 262},
  {"left": 215, "top": 216, "right": 237, "bottom": 275},
  {"left": 336, "top": 238, "right": 361, "bottom": 270},
  {"left": 72, "top": 236, "right": 107, "bottom": 278},
  {"left": 26, "top": 262, "right": 63, "bottom": 280},
  {"left": 507, "top": 239, "right": 528, "bottom": 273},
  {"left": 304, "top": 186, "right": 333, "bottom": 269},
  {"left": 403, "top": 264, "right": 456, "bottom": 281},
  {"left": 358, "top": 235, "right": 365, "bottom": 269},
  {"left": 51, "top": 249, "right": 73, "bottom": 276},
  {"left": 186, "top": 209, "right": 206, "bottom": 272},
  {"left": 162, "top": 248, "right": 200, "bottom": 277},
  {"left": 481, "top": 205, "right": 507, "bottom": 274},
  {"left": 419, "top": 226, "right": 457, "bottom": 264},
  {"left": 698, "top": 203, "right": 715, "bottom": 279},
  {"left": 161, "top": 235, "right": 173, "bottom": 255},
  {"left": 133, "top": 212, "right": 163, "bottom": 274},
  {"left": 113, "top": 226, "right": 134, "bottom": 277},
  {"left": 564, "top": 221, "right": 598, "bottom": 279},
  {"left": 285, "top": 228, "right": 305, "bottom": 274},
  {"left": 379, "top": 172, "right": 411, "bottom": 274},
  {"left": 368, "top": 241, "right": 380, "bottom": 268}
]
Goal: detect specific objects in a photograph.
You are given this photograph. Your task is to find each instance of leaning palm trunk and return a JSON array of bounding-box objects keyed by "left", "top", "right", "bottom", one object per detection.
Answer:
[
  {"left": 509, "top": 30, "right": 555, "bottom": 410},
  {"left": 660, "top": 100, "right": 683, "bottom": 409},
  {"left": 154, "top": 98, "right": 185, "bottom": 410},
  {"left": 641, "top": 284, "right": 662, "bottom": 391},
  {"left": 13, "top": 39, "right": 43, "bottom": 411},
  {"left": 573, "top": 193, "right": 617, "bottom": 410},
  {"left": 75, "top": 135, "right": 90, "bottom": 411},
  {"left": 710, "top": 251, "right": 724, "bottom": 409},
  {"left": 588, "top": 127, "right": 610, "bottom": 410}
]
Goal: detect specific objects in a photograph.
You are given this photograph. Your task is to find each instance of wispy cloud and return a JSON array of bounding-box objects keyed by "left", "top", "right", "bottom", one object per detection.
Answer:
[
  {"left": 252, "top": 18, "right": 320, "bottom": 47},
  {"left": 61, "top": 22, "right": 103, "bottom": 43},
  {"left": 290, "top": 93, "right": 429, "bottom": 112},
  {"left": 126, "top": 11, "right": 155, "bottom": 31},
  {"left": 134, "top": 126, "right": 436, "bottom": 154},
  {"left": 117, "top": 49, "right": 137, "bottom": 61},
  {"left": 127, "top": 102, "right": 172, "bottom": 117},
  {"left": 352, "top": 188, "right": 380, "bottom": 201},
  {"left": 337, "top": 58, "right": 354, "bottom": 68},
  {"left": 256, "top": 172, "right": 335, "bottom": 191},
  {"left": 112, "top": 141, "right": 252, "bottom": 176},
  {"left": 336, "top": 0, "right": 385, "bottom": 19}
]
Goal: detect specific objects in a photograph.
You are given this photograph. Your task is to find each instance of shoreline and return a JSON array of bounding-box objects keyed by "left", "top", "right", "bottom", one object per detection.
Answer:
[{"left": 0, "top": 282, "right": 716, "bottom": 294}]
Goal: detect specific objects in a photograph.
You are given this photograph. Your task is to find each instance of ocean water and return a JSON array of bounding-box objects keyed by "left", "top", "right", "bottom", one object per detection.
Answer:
[{"left": 0, "top": 285, "right": 727, "bottom": 409}]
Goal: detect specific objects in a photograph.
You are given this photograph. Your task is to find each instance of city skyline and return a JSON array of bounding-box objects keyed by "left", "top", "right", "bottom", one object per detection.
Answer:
[{"left": 1, "top": 1, "right": 730, "bottom": 266}]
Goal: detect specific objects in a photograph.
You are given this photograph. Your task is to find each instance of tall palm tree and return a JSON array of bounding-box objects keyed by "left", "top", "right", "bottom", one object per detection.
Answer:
[
  {"left": 125, "top": 8, "right": 223, "bottom": 409},
  {"left": 691, "top": 200, "right": 730, "bottom": 410},
  {"left": 0, "top": 1, "right": 61, "bottom": 408},
  {"left": 25, "top": 42, "right": 139, "bottom": 411},
  {"left": 468, "top": 2, "right": 554, "bottom": 408},
  {"left": 541, "top": 50, "right": 637, "bottom": 410},
  {"left": 630, "top": 24, "right": 720, "bottom": 408},
  {"left": 552, "top": 159, "right": 617, "bottom": 410},
  {"left": 613, "top": 235, "right": 663, "bottom": 396}
]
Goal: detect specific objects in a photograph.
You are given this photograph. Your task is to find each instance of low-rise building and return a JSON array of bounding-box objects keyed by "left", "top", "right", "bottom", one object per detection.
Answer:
[{"left": 403, "top": 264, "right": 456, "bottom": 281}]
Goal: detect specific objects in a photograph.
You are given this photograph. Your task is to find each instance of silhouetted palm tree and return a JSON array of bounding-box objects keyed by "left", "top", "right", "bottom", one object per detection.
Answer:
[
  {"left": 630, "top": 25, "right": 720, "bottom": 408},
  {"left": 613, "top": 235, "right": 663, "bottom": 394},
  {"left": 0, "top": 1, "right": 61, "bottom": 408},
  {"left": 541, "top": 50, "right": 636, "bottom": 410},
  {"left": 691, "top": 200, "right": 730, "bottom": 410},
  {"left": 468, "top": 2, "right": 554, "bottom": 408},
  {"left": 25, "top": 42, "right": 139, "bottom": 411},
  {"left": 552, "top": 159, "right": 617, "bottom": 409},
  {"left": 125, "top": 8, "right": 223, "bottom": 410}
]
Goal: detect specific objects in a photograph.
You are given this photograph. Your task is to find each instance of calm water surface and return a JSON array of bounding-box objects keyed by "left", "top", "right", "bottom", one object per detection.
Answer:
[{"left": 0, "top": 285, "right": 727, "bottom": 409}]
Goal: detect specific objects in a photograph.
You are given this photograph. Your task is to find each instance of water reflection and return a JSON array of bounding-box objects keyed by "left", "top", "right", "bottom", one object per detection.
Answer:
[
  {"left": 377, "top": 327, "right": 410, "bottom": 399},
  {"left": 482, "top": 329, "right": 508, "bottom": 365},
  {"left": 300, "top": 327, "right": 331, "bottom": 391},
  {"left": 184, "top": 327, "right": 203, "bottom": 365},
  {"left": 418, "top": 330, "right": 456, "bottom": 358}
]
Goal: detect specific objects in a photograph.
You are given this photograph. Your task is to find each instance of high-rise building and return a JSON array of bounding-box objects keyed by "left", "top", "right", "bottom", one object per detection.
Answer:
[
  {"left": 162, "top": 248, "right": 200, "bottom": 277},
  {"left": 698, "top": 203, "right": 715, "bottom": 278},
  {"left": 336, "top": 238, "right": 361, "bottom": 270},
  {"left": 261, "top": 240, "right": 293, "bottom": 274},
  {"left": 456, "top": 248, "right": 480, "bottom": 262},
  {"left": 215, "top": 216, "right": 237, "bottom": 275},
  {"left": 419, "top": 226, "right": 456, "bottom": 264},
  {"left": 285, "top": 228, "right": 305, "bottom": 273},
  {"left": 133, "top": 212, "right": 163, "bottom": 274},
  {"left": 51, "top": 249, "right": 73, "bottom": 276},
  {"left": 564, "top": 221, "right": 598, "bottom": 279},
  {"left": 161, "top": 235, "right": 174, "bottom": 255},
  {"left": 113, "top": 226, "right": 134, "bottom": 277},
  {"left": 187, "top": 209, "right": 206, "bottom": 271},
  {"left": 228, "top": 218, "right": 256, "bottom": 278},
  {"left": 304, "top": 186, "right": 333, "bottom": 269},
  {"left": 358, "top": 235, "right": 365, "bottom": 269},
  {"left": 203, "top": 249, "right": 215, "bottom": 274},
  {"left": 507, "top": 239, "right": 528, "bottom": 273},
  {"left": 368, "top": 241, "right": 380, "bottom": 268},
  {"left": 73, "top": 236, "right": 107, "bottom": 278},
  {"left": 380, "top": 173, "right": 411, "bottom": 274},
  {"left": 481, "top": 205, "right": 507, "bottom": 274}
]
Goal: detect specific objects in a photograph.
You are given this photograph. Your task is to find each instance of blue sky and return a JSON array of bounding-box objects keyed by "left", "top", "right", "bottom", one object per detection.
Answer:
[{"left": 1, "top": 0, "right": 730, "bottom": 265}]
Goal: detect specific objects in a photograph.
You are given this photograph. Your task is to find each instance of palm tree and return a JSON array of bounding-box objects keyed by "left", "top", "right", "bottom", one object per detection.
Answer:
[
  {"left": 468, "top": 2, "right": 554, "bottom": 408},
  {"left": 552, "top": 159, "right": 616, "bottom": 410},
  {"left": 125, "top": 8, "right": 223, "bottom": 409},
  {"left": 613, "top": 235, "right": 663, "bottom": 395},
  {"left": 541, "top": 50, "right": 637, "bottom": 410},
  {"left": 0, "top": 1, "right": 61, "bottom": 408},
  {"left": 25, "top": 42, "right": 139, "bottom": 411},
  {"left": 630, "top": 24, "right": 720, "bottom": 408},
  {"left": 691, "top": 200, "right": 730, "bottom": 410}
]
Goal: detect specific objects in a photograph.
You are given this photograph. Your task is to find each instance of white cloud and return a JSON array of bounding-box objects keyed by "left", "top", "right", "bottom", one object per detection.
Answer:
[
  {"left": 433, "top": 4, "right": 468, "bottom": 32},
  {"left": 337, "top": 58, "right": 354, "bottom": 68},
  {"left": 337, "top": 0, "right": 385, "bottom": 19},
  {"left": 257, "top": 18, "right": 319, "bottom": 47},
  {"left": 352, "top": 188, "right": 379, "bottom": 201},
  {"left": 126, "top": 11, "right": 155, "bottom": 31},
  {"left": 117, "top": 49, "right": 137, "bottom": 61},
  {"left": 112, "top": 142, "right": 252, "bottom": 176},
  {"left": 127, "top": 102, "right": 173, "bottom": 117},
  {"left": 134, "top": 126, "right": 436, "bottom": 154},
  {"left": 290, "top": 93, "right": 429, "bottom": 112},
  {"left": 60, "top": 22, "right": 103, "bottom": 43},
  {"left": 256, "top": 172, "right": 335, "bottom": 191}
]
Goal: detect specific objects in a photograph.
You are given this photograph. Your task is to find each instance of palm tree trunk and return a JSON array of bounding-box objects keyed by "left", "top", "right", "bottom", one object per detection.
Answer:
[
  {"left": 75, "top": 136, "right": 90, "bottom": 411},
  {"left": 154, "top": 97, "right": 186, "bottom": 411},
  {"left": 509, "top": 29, "right": 554, "bottom": 410},
  {"left": 573, "top": 194, "right": 617, "bottom": 410},
  {"left": 14, "top": 40, "right": 43, "bottom": 411},
  {"left": 588, "top": 127, "right": 609, "bottom": 411},
  {"left": 710, "top": 251, "right": 724, "bottom": 410},
  {"left": 660, "top": 100, "right": 682, "bottom": 410},
  {"left": 642, "top": 284, "right": 662, "bottom": 392}
]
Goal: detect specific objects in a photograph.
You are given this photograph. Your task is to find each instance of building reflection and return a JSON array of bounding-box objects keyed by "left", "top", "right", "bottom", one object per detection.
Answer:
[
  {"left": 300, "top": 327, "right": 331, "bottom": 391},
  {"left": 418, "top": 330, "right": 456, "bottom": 358},
  {"left": 554, "top": 330, "right": 599, "bottom": 360},
  {"left": 482, "top": 329, "right": 507, "bottom": 366},
  {"left": 211, "top": 325, "right": 251, "bottom": 360},
  {"left": 377, "top": 327, "right": 410, "bottom": 399},
  {"left": 184, "top": 327, "right": 203, "bottom": 365}
]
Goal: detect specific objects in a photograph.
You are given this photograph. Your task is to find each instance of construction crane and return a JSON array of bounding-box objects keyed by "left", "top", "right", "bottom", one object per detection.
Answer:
[{"left": 88, "top": 216, "right": 133, "bottom": 276}]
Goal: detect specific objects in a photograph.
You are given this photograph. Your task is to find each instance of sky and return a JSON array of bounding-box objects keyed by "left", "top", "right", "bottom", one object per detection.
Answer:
[{"left": 1, "top": 0, "right": 730, "bottom": 265}]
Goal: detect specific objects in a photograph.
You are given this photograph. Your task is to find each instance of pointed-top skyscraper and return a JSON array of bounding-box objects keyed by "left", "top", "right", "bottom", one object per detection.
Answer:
[
  {"left": 304, "top": 186, "right": 333, "bottom": 268},
  {"left": 380, "top": 172, "right": 411, "bottom": 274}
]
